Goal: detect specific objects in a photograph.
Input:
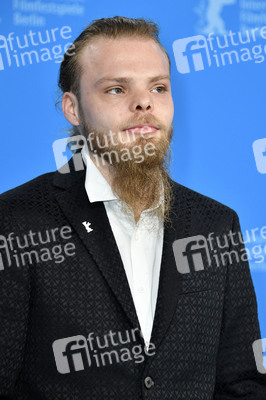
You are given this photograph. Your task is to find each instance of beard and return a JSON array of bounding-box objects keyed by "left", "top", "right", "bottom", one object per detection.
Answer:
[{"left": 78, "top": 111, "right": 174, "bottom": 226}]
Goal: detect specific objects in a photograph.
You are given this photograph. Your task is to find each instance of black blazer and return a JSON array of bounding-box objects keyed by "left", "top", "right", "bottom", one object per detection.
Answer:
[{"left": 0, "top": 158, "right": 265, "bottom": 399}]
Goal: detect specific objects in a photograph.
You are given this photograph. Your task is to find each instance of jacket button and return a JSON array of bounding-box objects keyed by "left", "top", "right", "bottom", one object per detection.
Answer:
[{"left": 144, "top": 376, "right": 154, "bottom": 389}]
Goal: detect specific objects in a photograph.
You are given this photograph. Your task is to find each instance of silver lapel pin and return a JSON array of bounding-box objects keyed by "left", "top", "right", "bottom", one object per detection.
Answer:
[{"left": 82, "top": 221, "right": 93, "bottom": 233}]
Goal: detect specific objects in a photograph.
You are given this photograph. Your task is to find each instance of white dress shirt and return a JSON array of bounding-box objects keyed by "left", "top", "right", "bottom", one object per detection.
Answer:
[{"left": 81, "top": 147, "right": 164, "bottom": 347}]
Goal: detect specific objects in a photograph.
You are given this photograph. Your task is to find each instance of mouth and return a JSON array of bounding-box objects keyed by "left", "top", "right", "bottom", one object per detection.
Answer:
[{"left": 122, "top": 124, "right": 159, "bottom": 135}]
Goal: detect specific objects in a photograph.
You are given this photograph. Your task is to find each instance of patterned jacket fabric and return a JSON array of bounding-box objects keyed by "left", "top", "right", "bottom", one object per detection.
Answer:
[{"left": 0, "top": 158, "right": 265, "bottom": 399}]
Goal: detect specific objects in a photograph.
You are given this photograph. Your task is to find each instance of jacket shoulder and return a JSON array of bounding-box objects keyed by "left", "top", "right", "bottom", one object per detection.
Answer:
[
  {"left": 0, "top": 172, "right": 57, "bottom": 220},
  {"left": 0, "top": 172, "right": 55, "bottom": 202},
  {"left": 170, "top": 178, "right": 238, "bottom": 220}
]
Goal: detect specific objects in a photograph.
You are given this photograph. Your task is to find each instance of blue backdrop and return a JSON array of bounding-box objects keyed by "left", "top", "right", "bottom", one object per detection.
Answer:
[{"left": 1, "top": 0, "right": 265, "bottom": 337}]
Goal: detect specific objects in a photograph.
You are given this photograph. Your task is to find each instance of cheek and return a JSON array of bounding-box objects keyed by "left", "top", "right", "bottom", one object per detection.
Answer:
[
  {"left": 87, "top": 105, "right": 120, "bottom": 131},
  {"left": 82, "top": 99, "right": 105, "bottom": 126},
  {"left": 158, "top": 104, "right": 174, "bottom": 125},
  {"left": 156, "top": 96, "right": 174, "bottom": 118}
]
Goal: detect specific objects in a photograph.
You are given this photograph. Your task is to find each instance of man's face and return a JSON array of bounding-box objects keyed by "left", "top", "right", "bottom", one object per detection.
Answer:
[{"left": 77, "top": 36, "right": 174, "bottom": 150}]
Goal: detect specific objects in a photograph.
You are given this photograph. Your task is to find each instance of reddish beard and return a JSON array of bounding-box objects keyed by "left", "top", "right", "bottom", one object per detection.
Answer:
[{"left": 80, "top": 117, "right": 174, "bottom": 223}]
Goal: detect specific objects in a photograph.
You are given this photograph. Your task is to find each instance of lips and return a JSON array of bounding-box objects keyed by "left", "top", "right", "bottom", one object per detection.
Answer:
[{"left": 123, "top": 124, "right": 159, "bottom": 135}]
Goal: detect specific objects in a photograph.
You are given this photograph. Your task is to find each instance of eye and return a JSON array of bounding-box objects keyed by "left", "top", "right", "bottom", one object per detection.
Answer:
[
  {"left": 106, "top": 87, "right": 123, "bottom": 94},
  {"left": 152, "top": 86, "right": 167, "bottom": 94}
]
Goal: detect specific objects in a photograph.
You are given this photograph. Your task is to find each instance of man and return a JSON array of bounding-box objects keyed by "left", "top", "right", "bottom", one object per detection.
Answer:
[{"left": 0, "top": 16, "right": 265, "bottom": 399}]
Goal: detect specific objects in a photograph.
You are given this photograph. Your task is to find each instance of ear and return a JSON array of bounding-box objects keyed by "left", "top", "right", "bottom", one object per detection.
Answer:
[{"left": 62, "top": 92, "right": 80, "bottom": 126}]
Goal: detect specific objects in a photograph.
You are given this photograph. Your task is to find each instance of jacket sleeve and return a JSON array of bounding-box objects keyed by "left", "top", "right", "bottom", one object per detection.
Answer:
[
  {"left": 0, "top": 199, "right": 31, "bottom": 398},
  {"left": 213, "top": 210, "right": 266, "bottom": 399}
]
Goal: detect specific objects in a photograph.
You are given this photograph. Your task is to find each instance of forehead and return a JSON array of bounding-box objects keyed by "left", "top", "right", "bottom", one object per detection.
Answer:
[{"left": 78, "top": 36, "right": 169, "bottom": 84}]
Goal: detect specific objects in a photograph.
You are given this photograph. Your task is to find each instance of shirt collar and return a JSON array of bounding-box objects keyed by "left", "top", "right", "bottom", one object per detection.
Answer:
[{"left": 81, "top": 146, "right": 118, "bottom": 203}]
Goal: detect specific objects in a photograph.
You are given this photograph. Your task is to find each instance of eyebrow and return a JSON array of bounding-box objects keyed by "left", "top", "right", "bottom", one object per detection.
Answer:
[{"left": 95, "top": 74, "right": 170, "bottom": 86}]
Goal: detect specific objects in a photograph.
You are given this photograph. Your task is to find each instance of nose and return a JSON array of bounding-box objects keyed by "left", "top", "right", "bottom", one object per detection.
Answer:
[{"left": 129, "top": 89, "right": 153, "bottom": 113}]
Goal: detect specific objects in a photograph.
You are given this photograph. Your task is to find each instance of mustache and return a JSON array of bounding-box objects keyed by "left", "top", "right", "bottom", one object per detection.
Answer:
[{"left": 120, "top": 116, "right": 163, "bottom": 131}]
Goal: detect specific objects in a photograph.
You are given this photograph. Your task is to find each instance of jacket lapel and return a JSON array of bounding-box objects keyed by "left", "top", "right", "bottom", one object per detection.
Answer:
[{"left": 53, "top": 159, "right": 140, "bottom": 331}]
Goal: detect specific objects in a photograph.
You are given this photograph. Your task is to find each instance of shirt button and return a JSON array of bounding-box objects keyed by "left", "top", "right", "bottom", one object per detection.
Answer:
[
  {"left": 138, "top": 286, "right": 145, "bottom": 293},
  {"left": 144, "top": 376, "right": 154, "bottom": 389},
  {"left": 134, "top": 232, "right": 139, "bottom": 240}
]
